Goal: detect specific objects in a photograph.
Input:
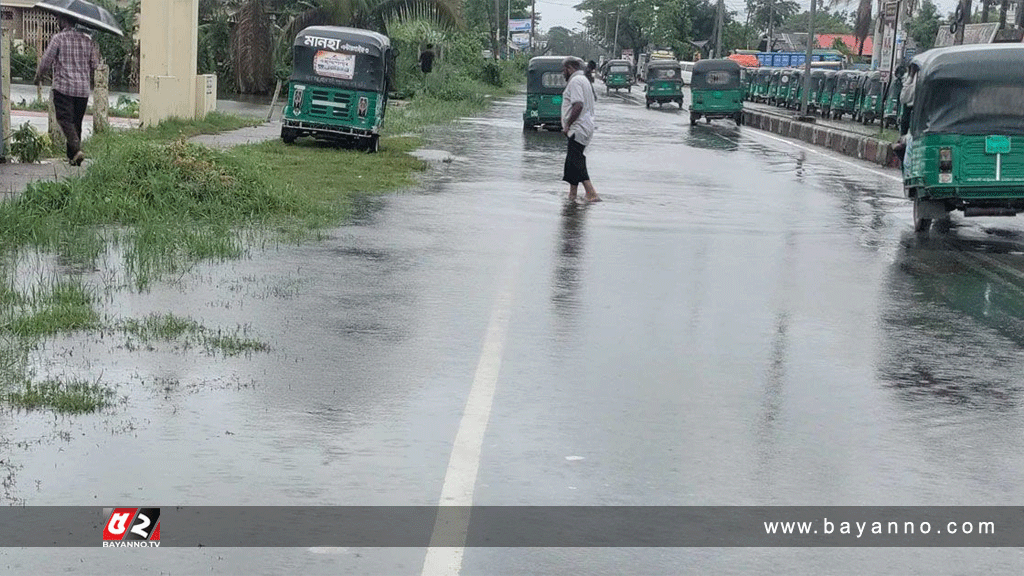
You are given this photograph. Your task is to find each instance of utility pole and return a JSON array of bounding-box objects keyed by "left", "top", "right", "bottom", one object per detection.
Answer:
[
  {"left": 767, "top": 0, "right": 775, "bottom": 52},
  {"left": 955, "top": 0, "right": 972, "bottom": 44},
  {"left": 531, "top": 0, "right": 536, "bottom": 53},
  {"left": 715, "top": 0, "right": 724, "bottom": 58},
  {"left": 506, "top": 0, "right": 511, "bottom": 58},
  {"left": 801, "top": 0, "right": 817, "bottom": 115},
  {"left": 613, "top": 10, "right": 621, "bottom": 59},
  {"left": 495, "top": 0, "right": 502, "bottom": 59}
]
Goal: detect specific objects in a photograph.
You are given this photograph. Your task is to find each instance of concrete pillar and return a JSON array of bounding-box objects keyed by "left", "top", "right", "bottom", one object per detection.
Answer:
[
  {"left": 2, "top": 31, "right": 11, "bottom": 161},
  {"left": 139, "top": 0, "right": 214, "bottom": 126},
  {"left": 93, "top": 64, "right": 109, "bottom": 134}
]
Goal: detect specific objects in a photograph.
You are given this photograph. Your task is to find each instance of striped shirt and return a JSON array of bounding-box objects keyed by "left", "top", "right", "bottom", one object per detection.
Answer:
[{"left": 37, "top": 28, "right": 101, "bottom": 98}]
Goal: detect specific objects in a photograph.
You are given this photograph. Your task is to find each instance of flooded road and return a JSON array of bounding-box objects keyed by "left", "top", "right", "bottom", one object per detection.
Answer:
[{"left": 3, "top": 85, "right": 1024, "bottom": 574}]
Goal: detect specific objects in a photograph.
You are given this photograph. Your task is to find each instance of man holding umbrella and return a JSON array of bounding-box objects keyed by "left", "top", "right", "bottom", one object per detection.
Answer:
[{"left": 34, "top": 14, "right": 102, "bottom": 166}]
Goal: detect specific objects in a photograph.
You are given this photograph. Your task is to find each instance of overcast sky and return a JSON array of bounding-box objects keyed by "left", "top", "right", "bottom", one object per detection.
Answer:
[{"left": 535, "top": 0, "right": 965, "bottom": 36}]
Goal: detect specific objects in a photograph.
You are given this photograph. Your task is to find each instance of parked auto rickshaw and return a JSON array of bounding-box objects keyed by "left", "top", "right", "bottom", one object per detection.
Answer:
[
  {"left": 753, "top": 68, "right": 772, "bottom": 102},
  {"left": 829, "top": 70, "right": 858, "bottom": 120},
  {"left": 857, "top": 71, "right": 886, "bottom": 125},
  {"left": 883, "top": 73, "right": 903, "bottom": 129},
  {"left": 644, "top": 60, "right": 684, "bottom": 108},
  {"left": 766, "top": 69, "right": 784, "bottom": 105},
  {"left": 774, "top": 69, "right": 795, "bottom": 107},
  {"left": 785, "top": 69, "right": 803, "bottom": 109},
  {"left": 902, "top": 44, "right": 1024, "bottom": 232},
  {"left": 604, "top": 59, "right": 634, "bottom": 94},
  {"left": 818, "top": 70, "right": 839, "bottom": 117},
  {"left": 689, "top": 58, "right": 744, "bottom": 126},
  {"left": 282, "top": 26, "right": 394, "bottom": 152},
  {"left": 523, "top": 56, "right": 578, "bottom": 131},
  {"left": 849, "top": 71, "right": 871, "bottom": 121},
  {"left": 801, "top": 69, "right": 827, "bottom": 113}
]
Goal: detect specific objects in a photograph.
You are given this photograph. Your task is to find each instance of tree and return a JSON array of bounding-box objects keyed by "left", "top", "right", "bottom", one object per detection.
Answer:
[
  {"left": 231, "top": 0, "right": 463, "bottom": 94},
  {"left": 908, "top": 0, "right": 940, "bottom": 50},
  {"left": 829, "top": 0, "right": 873, "bottom": 56},
  {"left": 783, "top": 8, "right": 853, "bottom": 33}
]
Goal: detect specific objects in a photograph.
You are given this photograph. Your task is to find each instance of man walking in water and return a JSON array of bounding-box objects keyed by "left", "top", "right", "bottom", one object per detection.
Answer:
[
  {"left": 34, "top": 15, "right": 101, "bottom": 166},
  {"left": 561, "top": 58, "right": 601, "bottom": 203}
]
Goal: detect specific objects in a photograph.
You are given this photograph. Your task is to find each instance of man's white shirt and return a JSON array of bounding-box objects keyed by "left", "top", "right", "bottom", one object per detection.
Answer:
[{"left": 561, "top": 70, "right": 596, "bottom": 146}]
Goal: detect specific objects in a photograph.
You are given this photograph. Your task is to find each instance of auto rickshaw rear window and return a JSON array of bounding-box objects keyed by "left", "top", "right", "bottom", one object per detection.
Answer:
[
  {"left": 609, "top": 65, "right": 630, "bottom": 74},
  {"left": 918, "top": 81, "right": 1024, "bottom": 135},
  {"left": 542, "top": 72, "right": 567, "bottom": 88},
  {"left": 652, "top": 68, "right": 678, "bottom": 79},
  {"left": 705, "top": 71, "right": 733, "bottom": 85}
]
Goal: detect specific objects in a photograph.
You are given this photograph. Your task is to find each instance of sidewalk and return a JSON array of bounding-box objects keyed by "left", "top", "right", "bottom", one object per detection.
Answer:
[
  {"left": 1, "top": 120, "right": 281, "bottom": 198},
  {"left": 743, "top": 100, "right": 896, "bottom": 141}
]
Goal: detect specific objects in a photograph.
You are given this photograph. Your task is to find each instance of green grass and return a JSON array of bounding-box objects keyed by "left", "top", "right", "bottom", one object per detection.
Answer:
[
  {"left": 5, "top": 378, "right": 114, "bottom": 414},
  {"left": 0, "top": 280, "right": 99, "bottom": 338},
  {"left": 119, "top": 313, "right": 270, "bottom": 356}
]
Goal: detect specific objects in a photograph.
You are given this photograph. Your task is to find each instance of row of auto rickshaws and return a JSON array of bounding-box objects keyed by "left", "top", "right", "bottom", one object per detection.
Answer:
[
  {"left": 526, "top": 57, "right": 743, "bottom": 127},
  {"left": 745, "top": 67, "right": 901, "bottom": 127}
]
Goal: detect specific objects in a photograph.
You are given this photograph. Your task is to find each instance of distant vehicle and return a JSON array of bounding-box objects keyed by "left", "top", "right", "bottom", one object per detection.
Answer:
[
  {"left": 689, "top": 58, "right": 744, "bottom": 127},
  {"left": 644, "top": 60, "right": 684, "bottom": 109},
  {"left": 604, "top": 59, "right": 634, "bottom": 95},
  {"left": 903, "top": 44, "right": 1024, "bottom": 232},
  {"left": 679, "top": 61, "right": 695, "bottom": 85}
]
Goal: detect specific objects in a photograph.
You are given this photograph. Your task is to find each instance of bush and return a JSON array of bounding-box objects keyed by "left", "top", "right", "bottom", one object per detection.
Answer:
[
  {"left": 10, "top": 123, "right": 49, "bottom": 164},
  {"left": 10, "top": 44, "right": 38, "bottom": 81}
]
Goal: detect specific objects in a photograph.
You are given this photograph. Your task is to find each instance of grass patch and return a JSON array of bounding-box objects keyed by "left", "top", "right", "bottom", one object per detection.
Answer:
[
  {"left": 6, "top": 378, "right": 114, "bottom": 414},
  {"left": 0, "top": 280, "right": 99, "bottom": 338},
  {"left": 119, "top": 313, "right": 270, "bottom": 356},
  {"left": 383, "top": 91, "right": 515, "bottom": 137}
]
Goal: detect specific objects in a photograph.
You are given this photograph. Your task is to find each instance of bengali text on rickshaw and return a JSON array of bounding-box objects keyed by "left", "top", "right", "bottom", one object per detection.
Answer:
[{"left": 314, "top": 50, "right": 356, "bottom": 80}]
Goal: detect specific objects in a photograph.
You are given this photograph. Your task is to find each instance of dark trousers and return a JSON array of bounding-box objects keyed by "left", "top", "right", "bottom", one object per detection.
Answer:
[
  {"left": 562, "top": 135, "right": 590, "bottom": 186},
  {"left": 899, "top": 104, "right": 912, "bottom": 136},
  {"left": 52, "top": 89, "right": 88, "bottom": 160}
]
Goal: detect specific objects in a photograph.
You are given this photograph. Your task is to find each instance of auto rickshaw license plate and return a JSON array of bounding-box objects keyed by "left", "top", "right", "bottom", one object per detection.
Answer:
[
  {"left": 552, "top": 96, "right": 562, "bottom": 104},
  {"left": 986, "top": 135, "right": 1011, "bottom": 154}
]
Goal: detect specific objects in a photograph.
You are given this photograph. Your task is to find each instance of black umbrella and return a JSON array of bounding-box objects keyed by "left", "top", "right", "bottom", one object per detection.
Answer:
[{"left": 34, "top": 0, "right": 124, "bottom": 37}]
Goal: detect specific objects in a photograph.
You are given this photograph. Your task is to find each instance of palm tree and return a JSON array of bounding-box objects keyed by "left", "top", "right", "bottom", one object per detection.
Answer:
[{"left": 232, "top": 0, "right": 462, "bottom": 94}]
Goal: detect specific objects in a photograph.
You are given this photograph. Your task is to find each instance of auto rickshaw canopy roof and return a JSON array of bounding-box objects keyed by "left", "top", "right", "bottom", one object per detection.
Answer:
[
  {"left": 528, "top": 56, "right": 581, "bottom": 71},
  {"left": 911, "top": 44, "right": 1024, "bottom": 136},
  {"left": 293, "top": 26, "right": 390, "bottom": 57},
  {"left": 692, "top": 59, "right": 742, "bottom": 73}
]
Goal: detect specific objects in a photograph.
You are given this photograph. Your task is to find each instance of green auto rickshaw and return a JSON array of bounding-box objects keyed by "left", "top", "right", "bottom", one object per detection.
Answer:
[
  {"left": 785, "top": 69, "right": 803, "bottom": 109},
  {"left": 766, "top": 69, "right": 783, "bottom": 105},
  {"left": 818, "top": 70, "right": 838, "bottom": 118},
  {"left": 281, "top": 26, "right": 394, "bottom": 152},
  {"left": 804, "top": 69, "right": 827, "bottom": 114},
  {"left": 883, "top": 73, "right": 903, "bottom": 129},
  {"left": 857, "top": 71, "right": 886, "bottom": 125},
  {"left": 523, "top": 56, "right": 579, "bottom": 131},
  {"left": 645, "top": 60, "right": 684, "bottom": 108},
  {"left": 829, "top": 70, "right": 859, "bottom": 120},
  {"left": 604, "top": 59, "right": 634, "bottom": 94},
  {"left": 850, "top": 71, "right": 871, "bottom": 121},
  {"left": 903, "top": 44, "right": 1024, "bottom": 232},
  {"left": 689, "top": 58, "right": 744, "bottom": 126},
  {"left": 753, "top": 68, "right": 772, "bottom": 102}
]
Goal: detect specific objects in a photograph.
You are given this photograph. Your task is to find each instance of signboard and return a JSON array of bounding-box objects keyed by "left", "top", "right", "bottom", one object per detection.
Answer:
[
  {"left": 511, "top": 32, "right": 530, "bottom": 46},
  {"left": 884, "top": 1, "right": 898, "bottom": 22},
  {"left": 313, "top": 51, "right": 355, "bottom": 80},
  {"left": 879, "top": 25, "right": 895, "bottom": 79},
  {"left": 508, "top": 19, "right": 531, "bottom": 32}
]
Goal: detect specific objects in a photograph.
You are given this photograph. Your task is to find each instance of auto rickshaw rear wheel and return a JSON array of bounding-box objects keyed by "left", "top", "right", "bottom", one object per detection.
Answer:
[
  {"left": 646, "top": 99, "right": 651, "bottom": 108},
  {"left": 281, "top": 127, "right": 297, "bottom": 144},
  {"left": 705, "top": 116, "right": 711, "bottom": 124},
  {"left": 690, "top": 113, "right": 698, "bottom": 126},
  {"left": 913, "top": 198, "right": 932, "bottom": 233},
  {"left": 367, "top": 135, "right": 380, "bottom": 154}
]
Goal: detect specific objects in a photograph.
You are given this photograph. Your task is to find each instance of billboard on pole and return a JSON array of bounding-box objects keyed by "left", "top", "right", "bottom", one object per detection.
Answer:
[{"left": 509, "top": 19, "right": 531, "bottom": 32}]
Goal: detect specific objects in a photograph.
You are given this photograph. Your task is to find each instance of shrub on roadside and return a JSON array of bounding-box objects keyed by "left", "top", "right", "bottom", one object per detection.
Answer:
[{"left": 10, "top": 123, "right": 49, "bottom": 164}]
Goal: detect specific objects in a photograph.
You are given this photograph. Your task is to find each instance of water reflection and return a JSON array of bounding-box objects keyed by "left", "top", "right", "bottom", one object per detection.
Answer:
[
  {"left": 550, "top": 202, "right": 590, "bottom": 343},
  {"left": 522, "top": 130, "right": 566, "bottom": 155},
  {"left": 684, "top": 126, "right": 740, "bottom": 151},
  {"left": 876, "top": 232, "right": 1024, "bottom": 410}
]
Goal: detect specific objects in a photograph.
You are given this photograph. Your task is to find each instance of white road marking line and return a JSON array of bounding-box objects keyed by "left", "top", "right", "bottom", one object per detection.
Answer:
[
  {"left": 744, "top": 128, "right": 903, "bottom": 182},
  {"left": 421, "top": 239, "right": 524, "bottom": 576}
]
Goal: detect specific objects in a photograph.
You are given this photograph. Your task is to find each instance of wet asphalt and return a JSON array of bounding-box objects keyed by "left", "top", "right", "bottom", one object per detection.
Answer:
[{"left": 3, "top": 83, "right": 1024, "bottom": 574}]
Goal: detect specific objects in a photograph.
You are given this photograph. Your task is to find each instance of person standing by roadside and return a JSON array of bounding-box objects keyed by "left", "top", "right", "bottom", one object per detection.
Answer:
[
  {"left": 420, "top": 43, "right": 436, "bottom": 74},
  {"left": 561, "top": 58, "right": 601, "bottom": 203},
  {"left": 899, "top": 62, "right": 919, "bottom": 136},
  {"left": 34, "top": 15, "right": 101, "bottom": 166}
]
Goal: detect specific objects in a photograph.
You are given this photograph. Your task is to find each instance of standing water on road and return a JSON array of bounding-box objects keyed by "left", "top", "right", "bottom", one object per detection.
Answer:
[{"left": 2, "top": 87, "right": 1024, "bottom": 574}]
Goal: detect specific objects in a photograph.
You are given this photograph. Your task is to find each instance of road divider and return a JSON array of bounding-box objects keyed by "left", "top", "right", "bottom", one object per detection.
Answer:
[{"left": 742, "top": 109, "right": 899, "bottom": 169}]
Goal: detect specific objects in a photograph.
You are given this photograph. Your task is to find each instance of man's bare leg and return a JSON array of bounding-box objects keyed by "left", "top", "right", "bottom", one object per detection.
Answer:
[
  {"left": 581, "top": 180, "right": 601, "bottom": 202},
  {"left": 568, "top": 184, "right": 579, "bottom": 202}
]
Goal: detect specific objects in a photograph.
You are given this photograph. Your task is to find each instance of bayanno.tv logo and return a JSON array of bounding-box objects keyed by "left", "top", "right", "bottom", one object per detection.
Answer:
[{"left": 102, "top": 508, "right": 161, "bottom": 548}]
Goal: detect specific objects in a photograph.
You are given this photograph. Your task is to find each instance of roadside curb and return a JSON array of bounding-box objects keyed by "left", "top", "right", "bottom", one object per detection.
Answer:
[{"left": 743, "top": 108, "right": 900, "bottom": 169}]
